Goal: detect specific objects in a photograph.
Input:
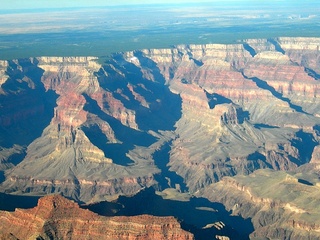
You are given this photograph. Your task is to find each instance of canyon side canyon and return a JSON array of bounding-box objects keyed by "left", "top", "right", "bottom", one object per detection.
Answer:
[{"left": 0, "top": 37, "right": 320, "bottom": 239}]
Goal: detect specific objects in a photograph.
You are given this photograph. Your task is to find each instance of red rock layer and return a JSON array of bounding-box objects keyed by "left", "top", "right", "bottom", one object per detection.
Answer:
[
  {"left": 244, "top": 51, "right": 319, "bottom": 98},
  {"left": 277, "top": 37, "right": 320, "bottom": 75},
  {"left": 0, "top": 194, "right": 194, "bottom": 240},
  {"left": 0, "top": 56, "right": 159, "bottom": 202},
  {"left": 129, "top": 39, "right": 320, "bottom": 192},
  {"left": 1, "top": 38, "right": 320, "bottom": 202}
]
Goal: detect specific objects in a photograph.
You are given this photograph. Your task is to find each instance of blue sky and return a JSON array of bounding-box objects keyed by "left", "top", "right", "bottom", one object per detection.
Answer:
[
  {"left": 1, "top": 0, "right": 308, "bottom": 10},
  {"left": 2, "top": 0, "right": 271, "bottom": 9}
]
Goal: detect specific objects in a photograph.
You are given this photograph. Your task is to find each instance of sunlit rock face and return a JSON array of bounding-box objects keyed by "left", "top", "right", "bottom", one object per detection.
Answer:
[
  {"left": 0, "top": 194, "right": 194, "bottom": 240},
  {"left": 0, "top": 37, "right": 319, "bottom": 204},
  {"left": 137, "top": 37, "right": 319, "bottom": 192},
  {"left": 201, "top": 169, "right": 320, "bottom": 240}
]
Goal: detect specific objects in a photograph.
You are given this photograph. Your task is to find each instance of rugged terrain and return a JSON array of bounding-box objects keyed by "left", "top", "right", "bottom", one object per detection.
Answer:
[
  {"left": 0, "top": 194, "right": 193, "bottom": 239},
  {"left": 201, "top": 168, "right": 320, "bottom": 240},
  {"left": 0, "top": 37, "right": 319, "bottom": 238}
]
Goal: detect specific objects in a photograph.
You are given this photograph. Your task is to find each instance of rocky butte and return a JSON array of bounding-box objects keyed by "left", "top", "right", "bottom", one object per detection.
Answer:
[
  {"left": 0, "top": 37, "right": 319, "bottom": 239},
  {"left": 0, "top": 194, "right": 193, "bottom": 239},
  {"left": 201, "top": 169, "right": 320, "bottom": 239}
]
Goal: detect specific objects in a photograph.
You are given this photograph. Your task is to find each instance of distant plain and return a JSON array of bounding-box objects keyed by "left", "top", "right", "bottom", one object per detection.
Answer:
[{"left": 0, "top": 2, "right": 319, "bottom": 60}]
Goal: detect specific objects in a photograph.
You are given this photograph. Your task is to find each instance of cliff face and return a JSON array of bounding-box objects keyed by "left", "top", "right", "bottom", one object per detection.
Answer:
[
  {"left": 0, "top": 56, "right": 165, "bottom": 202},
  {"left": 277, "top": 37, "right": 320, "bottom": 75},
  {"left": 0, "top": 58, "right": 57, "bottom": 182},
  {"left": 0, "top": 37, "right": 319, "bottom": 204},
  {"left": 135, "top": 37, "right": 319, "bottom": 192},
  {"left": 201, "top": 169, "right": 320, "bottom": 239},
  {"left": 0, "top": 194, "right": 194, "bottom": 240}
]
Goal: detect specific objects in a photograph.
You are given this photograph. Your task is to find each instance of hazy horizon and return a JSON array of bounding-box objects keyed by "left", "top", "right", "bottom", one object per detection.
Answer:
[
  {"left": 0, "top": 0, "right": 318, "bottom": 59},
  {"left": 1, "top": 0, "right": 312, "bottom": 10}
]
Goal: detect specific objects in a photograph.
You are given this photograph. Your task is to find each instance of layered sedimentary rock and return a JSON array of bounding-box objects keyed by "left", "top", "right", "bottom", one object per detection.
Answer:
[
  {"left": 277, "top": 37, "right": 320, "bottom": 75},
  {"left": 0, "top": 57, "right": 166, "bottom": 202},
  {"left": 134, "top": 38, "right": 319, "bottom": 192},
  {"left": 83, "top": 187, "right": 253, "bottom": 240},
  {"left": 0, "top": 194, "right": 193, "bottom": 239},
  {"left": 0, "top": 58, "right": 56, "bottom": 146},
  {"left": 0, "top": 60, "right": 8, "bottom": 88},
  {"left": 201, "top": 169, "right": 320, "bottom": 239},
  {"left": 0, "top": 37, "right": 319, "bottom": 204}
]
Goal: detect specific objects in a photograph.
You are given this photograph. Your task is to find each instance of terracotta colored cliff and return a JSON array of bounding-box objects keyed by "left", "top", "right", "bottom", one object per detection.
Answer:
[
  {"left": 0, "top": 37, "right": 319, "bottom": 203},
  {"left": 0, "top": 56, "right": 160, "bottom": 202},
  {"left": 0, "top": 194, "right": 193, "bottom": 240}
]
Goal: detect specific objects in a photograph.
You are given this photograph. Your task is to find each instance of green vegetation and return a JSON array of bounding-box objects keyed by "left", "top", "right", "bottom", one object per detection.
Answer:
[{"left": 0, "top": 3, "right": 319, "bottom": 60}]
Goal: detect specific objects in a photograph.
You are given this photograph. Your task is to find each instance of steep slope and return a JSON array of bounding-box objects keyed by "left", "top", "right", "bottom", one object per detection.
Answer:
[
  {"left": 201, "top": 169, "right": 320, "bottom": 240},
  {"left": 0, "top": 58, "right": 58, "bottom": 188},
  {"left": 0, "top": 37, "right": 319, "bottom": 203},
  {"left": 132, "top": 38, "right": 319, "bottom": 192},
  {"left": 0, "top": 57, "right": 176, "bottom": 202},
  {"left": 83, "top": 187, "right": 253, "bottom": 240},
  {"left": 0, "top": 194, "right": 194, "bottom": 239}
]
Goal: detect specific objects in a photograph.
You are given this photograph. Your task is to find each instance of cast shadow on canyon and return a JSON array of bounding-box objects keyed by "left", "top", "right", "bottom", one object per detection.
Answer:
[
  {"left": 0, "top": 58, "right": 57, "bottom": 149},
  {"left": 0, "top": 189, "right": 254, "bottom": 239},
  {"left": 0, "top": 172, "right": 4, "bottom": 184},
  {"left": 153, "top": 141, "right": 188, "bottom": 192},
  {"left": 267, "top": 38, "right": 320, "bottom": 81},
  {"left": 84, "top": 53, "right": 182, "bottom": 166},
  {"left": 82, "top": 91, "right": 181, "bottom": 167},
  {"left": 298, "top": 178, "right": 313, "bottom": 186},
  {"left": 243, "top": 43, "right": 257, "bottom": 57},
  {"left": 83, "top": 187, "right": 254, "bottom": 240},
  {"left": 305, "top": 67, "right": 320, "bottom": 80},
  {"left": 0, "top": 150, "right": 26, "bottom": 184},
  {"left": 267, "top": 38, "right": 285, "bottom": 54},
  {"left": 82, "top": 94, "right": 156, "bottom": 166},
  {"left": 206, "top": 92, "right": 232, "bottom": 109},
  {"left": 291, "top": 130, "right": 318, "bottom": 164},
  {"left": 247, "top": 129, "right": 317, "bottom": 170},
  {"left": 253, "top": 123, "right": 279, "bottom": 129},
  {"left": 242, "top": 73, "right": 309, "bottom": 115},
  {"left": 99, "top": 52, "right": 182, "bottom": 132},
  {"left": 314, "top": 125, "right": 320, "bottom": 135},
  {"left": 0, "top": 192, "right": 40, "bottom": 211}
]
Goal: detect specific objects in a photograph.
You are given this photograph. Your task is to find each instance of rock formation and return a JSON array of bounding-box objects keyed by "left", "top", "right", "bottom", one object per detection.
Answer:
[
  {"left": 0, "top": 194, "right": 193, "bottom": 239},
  {"left": 0, "top": 57, "right": 164, "bottom": 202},
  {"left": 138, "top": 37, "right": 319, "bottom": 192},
  {"left": 0, "top": 37, "right": 319, "bottom": 206},
  {"left": 201, "top": 168, "right": 320, "bottom": 239}
]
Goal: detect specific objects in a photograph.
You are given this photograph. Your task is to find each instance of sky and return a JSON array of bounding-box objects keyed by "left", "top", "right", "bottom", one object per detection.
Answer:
[
  {"left": 1, "top": 0, "right": 283, "bottom": 10},
  {"left": 2, "top": 0, "right": 211, "bottom": 9},
  {"left": 2, "top": 0, "right": 310, "bottom": 10}
]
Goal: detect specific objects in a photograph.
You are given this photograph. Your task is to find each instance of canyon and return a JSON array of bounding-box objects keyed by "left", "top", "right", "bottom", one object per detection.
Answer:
[
  {"left": 201, "top": 168, "right": 320, "bottom": 239},
  {"left": 0, "top": 194, "right": 193, "bottom": 239},
  {"left": 0, "top": 37, "right": 319, "bottom": 239}
]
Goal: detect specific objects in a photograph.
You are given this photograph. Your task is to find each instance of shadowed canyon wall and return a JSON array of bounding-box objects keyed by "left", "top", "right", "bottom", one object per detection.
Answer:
[
  {"left": 0, "top": 37, "right": 319, "bottom": 202},
  {"left": 0, "top": 37, "right": 320, "bottom": 239}
]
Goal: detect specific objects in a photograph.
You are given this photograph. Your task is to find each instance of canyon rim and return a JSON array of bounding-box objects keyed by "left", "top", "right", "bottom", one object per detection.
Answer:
[{"left": 0, "top": 37, "right": 320, "bottom": 239}]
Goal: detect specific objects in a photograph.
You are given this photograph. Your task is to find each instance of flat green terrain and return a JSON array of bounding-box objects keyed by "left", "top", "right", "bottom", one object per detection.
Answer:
[{"left": 0, "top": 2, "right": 319, "bottom": 60}]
